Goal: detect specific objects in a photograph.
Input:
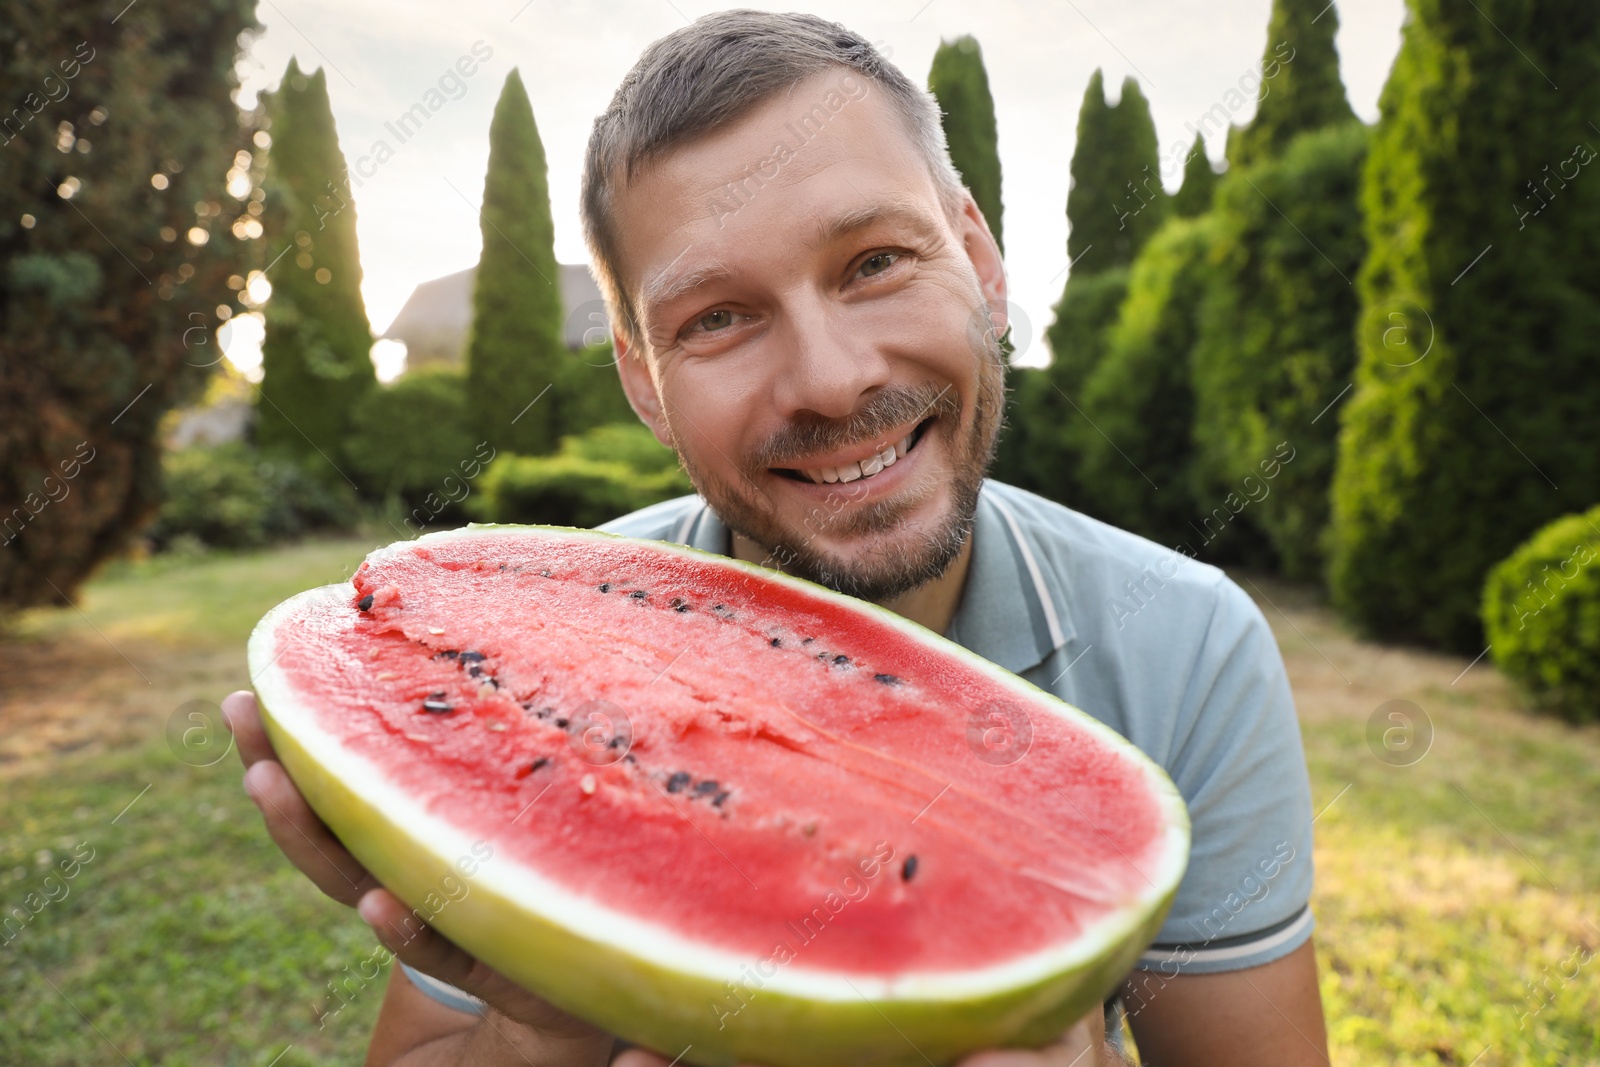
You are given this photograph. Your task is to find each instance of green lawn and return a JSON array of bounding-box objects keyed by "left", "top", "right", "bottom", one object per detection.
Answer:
[{"left": 1, "top": 538, "right": 1597, "bottom": 1065}]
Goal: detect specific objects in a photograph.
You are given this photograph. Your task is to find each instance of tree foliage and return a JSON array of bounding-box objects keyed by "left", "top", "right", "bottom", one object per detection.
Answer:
[
  {"left": 1076, "top": 217, "right": 1217, "bottom": 546},
  {"left": 1228, "top": 0, "right": 1356, "bottom": 169},
  {"left": 1330, "top": 0, "right": 1600, "bottom": 651},
  {"left": 1191, "top": 122, "right": 1369, "bottom": 580},
  {"left": 927, "top": 34, "right": 1004, "bottom": 252},
  {"left": 993, "top": 69, "right": 1165, "bottom": 503},
  {"left": 1171, "top": 132, "right": 1219, "bottom": 218},
  {"left": 992, "top": 269, "right": 1130, "bottom": 503},
  {"left": 255, "top": 59, "right": 374, "bottom": 483},
  {"left": 0, "top": 0, "right": 257, "bottom": 612},
  {"left": 1066, "top": 71, "right": 1167, "bottom": 274},
  {"left": 465, "top": 69, "right": 567, "bottom": 457}
]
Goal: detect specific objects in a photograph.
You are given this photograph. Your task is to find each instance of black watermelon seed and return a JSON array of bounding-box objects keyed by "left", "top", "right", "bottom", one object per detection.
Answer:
[
  {"left": 712, "top": 791, "right": 731, "bottom": 807},
  {"left": 357, "top": 594, "right": 374, "bottom": 612},
  {"left": 666, "top": 771, "right": 691, "bottom": 793},
  {"left": 833, "top": 654, "right": 849, "bottom": 666},
  {"left": 874, "top": 673, "right": 901, "bottom": 685},
  {"left": 671, "top": 598, "right": 690, "bottom": 612},
  {"left": 422, "top": 693, "right": 453, "bottom": 714},
  {"left": 598, "top": 583, "right": 611, "bottom": 593},
  {"left": 468, "top": 665, "right": 484, "bottom": 677},
  {"left": 433, "top": 649, "right": 460, "bottom": 660},
  {"left": 530, "top": 757, "right": 550, "bottom": 772},
  {"left": 554, "top": 718, "right": 568, "bottom": 729},
  {"left": 694, "top": 780, "right": 720, "bottom": 797},
  {"left": 770, "top": 637, "right": 782, "bottom": 647},
  {"left": 630, "top": 590, "right": 648, "bottom": 600},
  {"left": 802, "top": 637, "right": 815, "bottom": 644},
  {"left": 902, "top": 855, "right": 919, "bottom": 881},
  {"left": 459, "top": 651, "right": 485, "bottom": 663}
]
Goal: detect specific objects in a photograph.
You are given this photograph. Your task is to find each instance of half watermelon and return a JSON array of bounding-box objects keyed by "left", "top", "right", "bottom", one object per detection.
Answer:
[{"left": 248, "top": 525, "right": 1189, "bottom": 1066}]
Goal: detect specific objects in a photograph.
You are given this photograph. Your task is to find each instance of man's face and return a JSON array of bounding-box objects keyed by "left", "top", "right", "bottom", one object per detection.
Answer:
[{"left": 610, "top": 67, "right": 1008, "bottom": 602}]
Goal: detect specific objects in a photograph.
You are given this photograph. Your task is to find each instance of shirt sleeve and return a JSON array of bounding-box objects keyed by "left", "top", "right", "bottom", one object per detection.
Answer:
[
  {"left": 399, "top": 962, "right": 487, "bottom": 1015},
  {"left": 1132, "top": 577, "right": 1317, "bottom": 976}
]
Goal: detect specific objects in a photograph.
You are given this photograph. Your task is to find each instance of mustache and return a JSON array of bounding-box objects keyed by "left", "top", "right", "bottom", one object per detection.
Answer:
[{"left": 750, "top": 384, "right": 961, "bottom": 470}]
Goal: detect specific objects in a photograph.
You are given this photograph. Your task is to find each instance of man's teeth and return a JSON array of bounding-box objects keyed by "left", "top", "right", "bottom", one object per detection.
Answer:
[{"left": 799, "top": 433, "right": 913, "bottom": 485}]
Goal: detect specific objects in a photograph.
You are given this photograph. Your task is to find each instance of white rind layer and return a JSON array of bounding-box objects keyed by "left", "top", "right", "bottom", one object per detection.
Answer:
[{"left": 248, "top": 524, "right": 1190, "bottom": 1007}]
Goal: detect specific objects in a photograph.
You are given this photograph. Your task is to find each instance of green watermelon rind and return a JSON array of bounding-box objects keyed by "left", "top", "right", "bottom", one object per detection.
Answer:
[{"left": 248, "top": 523, "right": 1190, "bottom": 1066}]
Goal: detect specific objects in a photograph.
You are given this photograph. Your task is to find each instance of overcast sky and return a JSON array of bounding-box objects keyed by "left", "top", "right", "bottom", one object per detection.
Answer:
[{"left": 235, "top": 0, "right": 1406, "bottom": 369}]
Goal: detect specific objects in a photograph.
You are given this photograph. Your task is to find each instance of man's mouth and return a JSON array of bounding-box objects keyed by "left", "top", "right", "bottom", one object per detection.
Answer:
[{"left": 771, "top": 417, "right": 933, "bottom": 485}]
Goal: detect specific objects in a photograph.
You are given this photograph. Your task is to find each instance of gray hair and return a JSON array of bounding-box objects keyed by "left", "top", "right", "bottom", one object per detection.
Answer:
[{"left": 580, "top": 9, "right": 969, "bottom": 346}]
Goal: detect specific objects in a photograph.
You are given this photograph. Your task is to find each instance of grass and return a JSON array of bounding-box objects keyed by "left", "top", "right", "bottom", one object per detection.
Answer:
[
  {"left": 2, "top": 539, "right": 1598, "bottom": 1064},
  {"left": 2, "top": 536, "right": 391, "bottom": 1066}
]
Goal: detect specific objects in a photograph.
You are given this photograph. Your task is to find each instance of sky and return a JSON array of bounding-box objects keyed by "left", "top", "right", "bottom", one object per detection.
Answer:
[{"left": 229, "top": 0, "right": 1407, "bottom": 373}]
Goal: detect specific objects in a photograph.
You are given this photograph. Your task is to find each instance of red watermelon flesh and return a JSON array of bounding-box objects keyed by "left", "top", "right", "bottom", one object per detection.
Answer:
[{"left": 250, "top": 525, "right": 1188, "bottom": 1065}]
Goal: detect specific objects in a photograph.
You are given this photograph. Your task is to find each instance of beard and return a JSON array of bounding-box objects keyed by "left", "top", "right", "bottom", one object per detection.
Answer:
[{"left": 667, "top": 306, "right": 1007, "bottom": 603}]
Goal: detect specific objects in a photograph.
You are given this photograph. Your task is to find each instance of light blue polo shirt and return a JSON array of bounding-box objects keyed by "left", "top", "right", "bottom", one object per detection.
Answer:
[{"left": 399, "top": 480, "right": 1317, "bottom": 1036}]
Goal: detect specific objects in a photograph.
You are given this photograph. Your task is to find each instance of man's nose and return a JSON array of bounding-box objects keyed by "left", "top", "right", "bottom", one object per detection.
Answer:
[{"left": 769, "top": 295, "right": 893, "bottom": 420}]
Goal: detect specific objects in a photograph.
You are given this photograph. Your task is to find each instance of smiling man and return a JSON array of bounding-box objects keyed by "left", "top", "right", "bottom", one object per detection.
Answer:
[{"left": 223, "top": 10, "right": 1329, "bottom": 1066}]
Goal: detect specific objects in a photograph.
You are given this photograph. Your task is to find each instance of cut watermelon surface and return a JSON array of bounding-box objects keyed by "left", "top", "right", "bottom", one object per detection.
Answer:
[{"left": 248, "top": 525, "right": 1189, "bottom": 1066}]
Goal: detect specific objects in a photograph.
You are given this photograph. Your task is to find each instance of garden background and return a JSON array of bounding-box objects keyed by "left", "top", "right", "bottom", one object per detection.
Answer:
[{"left": 2, "top": 0, "right": 1597, "bottom": 1062}]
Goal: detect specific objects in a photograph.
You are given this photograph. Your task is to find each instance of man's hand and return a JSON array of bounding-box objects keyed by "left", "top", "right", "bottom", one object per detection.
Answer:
[
  {"left": 611, "top": 1013, "right": 1123, "bottom": 1067},
  {"left": 221, "top": 690, "right": 609, "bottom": 1051}
]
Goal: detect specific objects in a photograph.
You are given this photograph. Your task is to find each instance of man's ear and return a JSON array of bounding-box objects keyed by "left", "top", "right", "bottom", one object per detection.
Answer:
[
  {"left": 958, "top": 193, "right": 1008, "bottom": 338},
  {"left": 613, "top": 329, "right": 674, "bottom": 449}
]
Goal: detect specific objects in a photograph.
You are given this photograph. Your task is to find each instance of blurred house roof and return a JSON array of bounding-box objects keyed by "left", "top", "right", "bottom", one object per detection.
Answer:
[{"left": 381, "top": 263, "right": 607, "bottom": 372}]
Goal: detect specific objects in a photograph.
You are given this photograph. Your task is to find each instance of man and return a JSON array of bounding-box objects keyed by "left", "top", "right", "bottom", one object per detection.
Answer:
[{"left": 223, "top": 11, "right": 1329, "bottom": 1064}]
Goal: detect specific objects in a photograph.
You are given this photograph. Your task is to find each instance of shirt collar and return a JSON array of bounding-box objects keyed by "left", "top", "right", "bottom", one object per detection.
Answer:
[
  {"left": 946, "top": 483, "right": 1072, "bottom": 675},
  {"left": 673, "top": 483, "right": 1069, "bottom": 675}
]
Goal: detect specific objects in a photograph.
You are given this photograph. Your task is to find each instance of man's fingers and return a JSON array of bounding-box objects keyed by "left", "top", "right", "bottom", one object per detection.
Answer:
[
  {"left": 358, "top": 887, "right": 477, "bottom": 984},
  {"left": 611, "top": 1053, "right": 673, "bottom": 1067},
  {"left": 955, "top": 1018, "right": 1098, "bottom": 1066},
  {"left": 358, "top": 889, "right": 606, "bottom": 1039},
  {"left": 221, "top": 690, "right": 276, "bottom": 767},
  {"left": 242, "top": 759, "right": 377, "bottom": 906}
]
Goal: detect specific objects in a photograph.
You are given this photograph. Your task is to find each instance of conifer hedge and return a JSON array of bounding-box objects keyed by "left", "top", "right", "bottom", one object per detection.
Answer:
[{"left": 1329, "top": 0, "right": 1600, "bottom": 651}]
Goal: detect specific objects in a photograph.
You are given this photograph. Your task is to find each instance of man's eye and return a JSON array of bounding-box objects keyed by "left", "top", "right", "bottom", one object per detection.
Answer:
[
  {"left": 858, "top": 252, "right": 899, "bottom": 278},
  {"left": 696, "top": 309, "right": 735, "bottom": 332}
]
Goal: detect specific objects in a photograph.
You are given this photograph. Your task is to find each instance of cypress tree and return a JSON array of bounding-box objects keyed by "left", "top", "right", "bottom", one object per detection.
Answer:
[
  {"left": 0, "top": 0, "right": 257, "bottom": 612},
  {"left": 1075, "top": 217, "right": 1216, "bottom": 546},
  {"left": 1065, "top": 71, "right": 1167, "bottom": 274},
  {"left": 1190, "top": 122, "right": 1368, "bottom": 580},
  {"left": 927, "top": 35, "right": 1004, "bottom": 252},
  {"left": 466, "top": 70, "right": 566, "bottom": 457},
  {"left": 1228, "top": 0, "right": 1356, "bottom": 169},
  {"left": 256, "top": 60, "right": 375, "bottom": 482},
  {"left": 1330, "top": 0, "right": 1600, "bottom": 651},
  {"left": 993, "top": 71, "right": 1162, "bottom": 504},
  {"left": 1171, "top": 133, "right": 1219, "bottom": 218}
]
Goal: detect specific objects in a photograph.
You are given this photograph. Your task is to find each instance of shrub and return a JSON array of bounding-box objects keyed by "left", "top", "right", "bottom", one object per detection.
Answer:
[
  {"left": 468, "top": 423, "right": 690, "bottom": 529},
  {"left": 1482, "top": 506, "right": 1600, "bottom": 724},
  {"left": 345, "top": 369, "right": 478, "bottom": 504},
  {"left": 147, "top": 442, "right": 356, "bottom": 551}
]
